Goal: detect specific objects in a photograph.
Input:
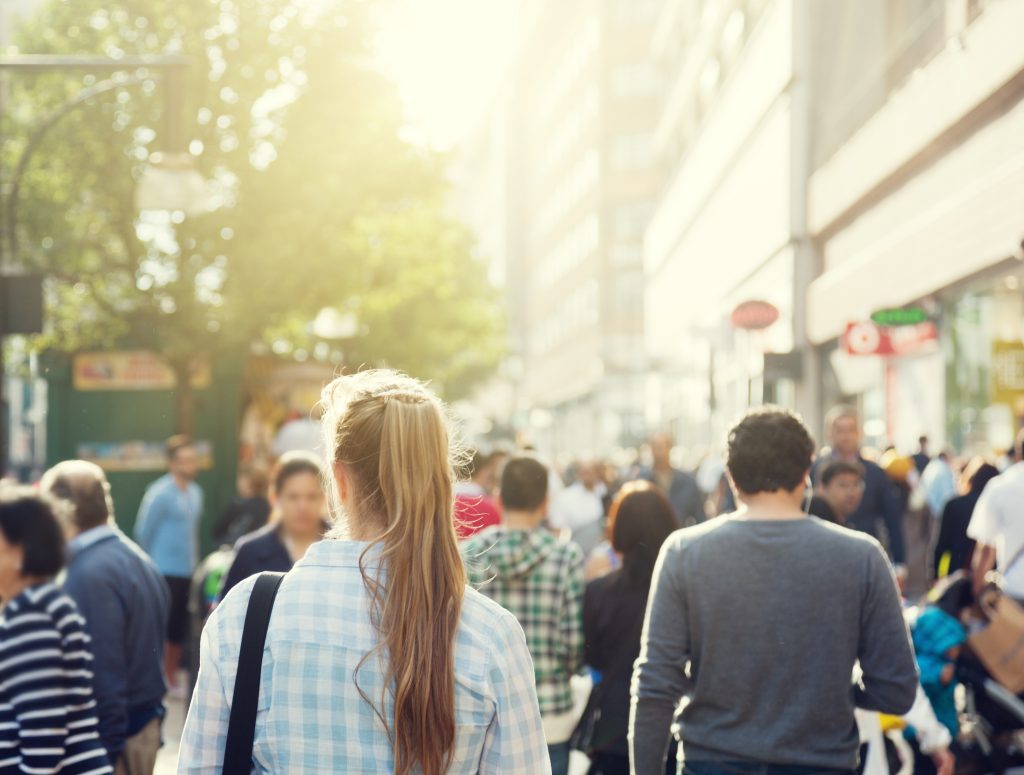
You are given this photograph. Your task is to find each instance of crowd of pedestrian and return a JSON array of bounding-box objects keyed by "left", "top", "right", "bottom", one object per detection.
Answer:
[{"left": 0, "top": 372, "right": 1022, "bottom": 774}]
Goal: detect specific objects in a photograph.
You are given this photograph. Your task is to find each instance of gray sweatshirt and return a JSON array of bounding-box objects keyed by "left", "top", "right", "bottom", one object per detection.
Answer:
[{"left": 629, "top": 516, "right": 918, "bottom": 772}]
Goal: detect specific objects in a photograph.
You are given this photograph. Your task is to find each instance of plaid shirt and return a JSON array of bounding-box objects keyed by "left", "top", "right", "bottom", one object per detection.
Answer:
[
  {"left": 178, "top": 540, "right": 549, "bottom": 774},
  {"left": 462, "top": 527, "right": 585, "bottom": 717}
]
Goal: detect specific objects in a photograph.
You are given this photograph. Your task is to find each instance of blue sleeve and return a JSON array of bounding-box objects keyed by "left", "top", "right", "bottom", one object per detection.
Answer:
[
  {"left": 65, "top": 571, "right": 129, "bottom": 758},
  {"left": 134, "top": 489, "right": 165, "bottom": 554}
]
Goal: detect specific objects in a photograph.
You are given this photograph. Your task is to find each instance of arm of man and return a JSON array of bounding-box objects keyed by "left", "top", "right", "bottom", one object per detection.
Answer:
[
  {"left": 133, "top": 490, "right": 165, "bottom": 555},
  {"left": 630, "top": 538, "right": 690, "bottom": 775},
  {"left": 855, "top": 544, "right": 918, "bottom": 715},
  {"left": 967, "top": 485, "right": 999, "bottom": 593},
  {"left": 64, "top": 572, "right": 130, "bottom": 761},
  {"left": 559, "top": 546, "right": 586, "bottom": 676}
]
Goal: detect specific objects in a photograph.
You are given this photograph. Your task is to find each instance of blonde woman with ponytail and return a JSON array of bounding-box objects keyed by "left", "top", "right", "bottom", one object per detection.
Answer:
[{"left": 179, "top": 370, "right": 549, "bottom": 774}]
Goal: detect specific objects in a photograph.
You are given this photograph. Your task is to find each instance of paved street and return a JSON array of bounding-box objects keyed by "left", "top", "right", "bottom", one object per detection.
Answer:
[{"left": 156, "top": 686, "right": 186, "bottom": 775}]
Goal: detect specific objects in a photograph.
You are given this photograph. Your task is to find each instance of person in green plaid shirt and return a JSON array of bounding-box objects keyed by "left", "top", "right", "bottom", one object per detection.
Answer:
[{"left": 463, "top": 455, "right": 585, "bottom": 775}]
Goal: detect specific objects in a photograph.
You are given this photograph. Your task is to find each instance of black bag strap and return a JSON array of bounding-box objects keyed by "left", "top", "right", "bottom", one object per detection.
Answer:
[{"left": 222, "top": 572, "right": 285, "bottom": 775}]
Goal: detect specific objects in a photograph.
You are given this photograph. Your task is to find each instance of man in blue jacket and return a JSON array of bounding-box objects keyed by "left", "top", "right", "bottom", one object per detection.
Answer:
[
  {"left": 815, "top": 406, "right": 907, "bottom": 580},
  {"left": 134, "top": 435, "right": 203, "bottom": 692},
  {"left": 42, "top": 460, "right": 170, "bottom": 774}
]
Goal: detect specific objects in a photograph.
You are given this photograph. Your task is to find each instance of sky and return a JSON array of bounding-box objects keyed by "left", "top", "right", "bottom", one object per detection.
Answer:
[{"left": 373, "top": 0, "right": 518, "bottom": 151}]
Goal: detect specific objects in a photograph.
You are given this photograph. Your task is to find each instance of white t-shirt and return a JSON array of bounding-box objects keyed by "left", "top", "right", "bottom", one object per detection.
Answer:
[{"left": 967, "top": 462, "right": 1024, "bottom": 598}]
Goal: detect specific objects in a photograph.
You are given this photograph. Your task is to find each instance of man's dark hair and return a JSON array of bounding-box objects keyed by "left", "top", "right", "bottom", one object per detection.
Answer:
[
  {"left": 41, "top": 461, "right": 113, "bottom": 531},
  {"left": 271, "top": 451, "right": 323, "bottom": 495},
  {"left": 0, "top": 486, "right": 67, "bottom": 577},
  {"left": 727, "top": 407, "right": 816, "bottom": 495},
  {"left": 500, "top": 456, "right": 549, "bottom": 511},
  {"left": 166, "top": 434, "right": 193, "bottom": 462},
  {"left": 819, "top": 460, "right": 864, "bottom": 488}
]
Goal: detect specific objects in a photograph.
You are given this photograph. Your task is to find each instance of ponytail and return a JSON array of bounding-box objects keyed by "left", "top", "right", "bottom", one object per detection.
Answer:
[{"left": 320, "top": 371, "right": 465, "bottom": 775}]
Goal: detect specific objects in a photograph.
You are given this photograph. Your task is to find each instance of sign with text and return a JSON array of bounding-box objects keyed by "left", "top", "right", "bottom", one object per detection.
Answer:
[
  {"left": 76, "top": 440, "right": 213, "bottom": 472},
  {"left": 844, "top": 321, "right": 938, "bottom": 356},
  {"left": 73, "top": 351, "right": 211, "bottom": 391}
]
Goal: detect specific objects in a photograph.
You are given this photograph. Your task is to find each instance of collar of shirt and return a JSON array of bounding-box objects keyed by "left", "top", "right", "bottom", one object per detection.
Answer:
[
  {"left": 293, "top": 538, "right": 380, "bottom": 571},
  {"left": 68, "top": 524, "right": 118, "bottom": 558}
]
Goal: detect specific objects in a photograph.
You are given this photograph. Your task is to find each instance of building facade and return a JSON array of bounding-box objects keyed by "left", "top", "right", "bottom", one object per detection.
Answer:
[{"left": 807, "top": 0, "right": 1024, "bottom": 454}]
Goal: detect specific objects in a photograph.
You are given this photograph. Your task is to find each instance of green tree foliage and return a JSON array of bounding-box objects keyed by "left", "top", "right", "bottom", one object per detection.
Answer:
[{"left": 3, "top": 0, "right": 503, "bottom": 426}]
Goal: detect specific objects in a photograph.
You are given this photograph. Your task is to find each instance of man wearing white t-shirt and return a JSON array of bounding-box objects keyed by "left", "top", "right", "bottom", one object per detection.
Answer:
[{"left": 968, "top": 430, "right": 1024, "bottom": 599}]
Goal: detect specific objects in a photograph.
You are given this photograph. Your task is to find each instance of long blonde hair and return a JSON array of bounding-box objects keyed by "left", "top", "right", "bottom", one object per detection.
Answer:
[{"left": 318, "top": 370, "right": 465, "bottom": 775}]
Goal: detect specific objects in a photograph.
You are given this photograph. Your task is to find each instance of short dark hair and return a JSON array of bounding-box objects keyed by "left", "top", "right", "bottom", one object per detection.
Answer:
[
  {"left": 0, "top": 486, "right": 67, "bottom": 577},
  {"left": 819, "top": 460, "right": 864, "bottom": 488},
  {"left": 166, "top": 434, "right": 193, "bottom": 462},
  {"left": 271, "top": 451, "right": 323, "bottom": 494},
  {"left": 608, "top": 481, "right": 677, "bottom": 579},
  {"left": 727, "top": 407, "right": 816, "bottom": 495},
  {"left": 40, "top": 460, "right": 113, "bottom": 531},
  {"left": 500, "top": 456, "right": 548, "bottom": 511}
]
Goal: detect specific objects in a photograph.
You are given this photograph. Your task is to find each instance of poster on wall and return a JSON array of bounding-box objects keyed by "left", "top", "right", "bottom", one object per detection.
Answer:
[
  {"left": 992, "top": 339, "right": 1024, "bottom": 416},
  {"left": 73, "top": 351, "right": 211, "bottom": 391},
  {"left": 76, "top": 440, "right": 214, "bottom": 472}
]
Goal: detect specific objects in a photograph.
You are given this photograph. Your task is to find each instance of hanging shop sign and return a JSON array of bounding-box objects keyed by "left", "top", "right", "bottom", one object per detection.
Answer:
[
  {"left": 870, "top": 307, "right": 929, "bottom": 327},
  {"left": 73, "top": 350, "right": 211, "bottom": 391},
  {"left": 730, "top": 300, "right": 780, "bottom": 330},
  {"left": 75, "top": 439, "right": 213, "bottom": 472},
  {"left": 844, "top": 321, "right": 938, "bottom": 356}
]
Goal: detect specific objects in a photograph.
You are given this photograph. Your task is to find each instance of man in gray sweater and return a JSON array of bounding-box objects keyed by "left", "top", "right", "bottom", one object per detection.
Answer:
[{"left": 630, "top": 407, "right": 918, "bottom": 774}]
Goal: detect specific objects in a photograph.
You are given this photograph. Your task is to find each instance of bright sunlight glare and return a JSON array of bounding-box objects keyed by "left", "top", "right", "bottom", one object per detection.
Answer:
[{"left": 374, "top": 0, "right": 518, "bottom": 151}]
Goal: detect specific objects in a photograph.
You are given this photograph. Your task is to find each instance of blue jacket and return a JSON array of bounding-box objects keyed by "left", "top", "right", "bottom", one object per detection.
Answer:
[
  {"left": 62, "top": 525, "right": 170, "bottom": 760},
  {"left": 134, "top": 474, "right": 203, "bottom": 578},
  {"left": 814, "top": 455, "right": 906, "bottom": 564},
  {"left": 218, "top": 524, "right": 294, "bottom": 600}
]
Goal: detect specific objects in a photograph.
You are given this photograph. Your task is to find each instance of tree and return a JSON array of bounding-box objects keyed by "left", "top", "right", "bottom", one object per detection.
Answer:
[{"left": 3, "top": 0, "right": 504, "bottom": 432}]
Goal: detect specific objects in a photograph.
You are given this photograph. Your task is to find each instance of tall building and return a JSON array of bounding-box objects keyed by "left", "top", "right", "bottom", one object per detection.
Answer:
[
  {"left": 807, "top": 0, "right": 1024, "bottom": 452},
  {"left": 643, "top": 0, "right": 813, "bottom": 455}
]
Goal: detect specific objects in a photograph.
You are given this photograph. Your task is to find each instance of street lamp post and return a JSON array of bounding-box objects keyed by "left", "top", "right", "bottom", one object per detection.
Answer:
[{"left": 0, "top": 54, "right": 198, "bottom": 476}]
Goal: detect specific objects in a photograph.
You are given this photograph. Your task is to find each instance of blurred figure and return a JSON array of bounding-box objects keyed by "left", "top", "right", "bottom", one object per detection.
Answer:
[
  {"left": 640, "top": 433, "right": 704, "bottom": 527},
  {"left": 816, "top": 407, "right": 907, "bottom": 575},
  {"left": 269, "top": 408, "right": 322, "bottom": 458},
  {"left": 453, "top": 449, "right": 501, "bottom": 539},
  {"left": 582, "top": 482, "right": 677, "bottom": 774},
  {"left": 932, "top": 458, "right": 999, "bottom": 580},
  {"left": 133, "top": 435, "right": 203, "bottom": 692},
  {"left": 218, "top": 451, "right": 327, "bottom": 599},
  {"left": 631, "top": 407, "right": 916, "bottom": 774},
  {"left": 808, "top": 460, "right": 865, "bottom": 525},
  {"left": 550, "top": 459, "right": 607, "bottom": 557},
  {"left": 212, "top": 464, "right": 271, "bottom": 546},
  {"left": 41, "top": 461, "right": 170, "bottom": 775},
  {"left": 921, "top": 450, "right": 957, "bottom": 521},
  {"left": 913, "top": 435, "right": 932, "bottom": 475},
  {"left": 464, "top": 456, "right": 585, "bottom": 775},
  {"left": 968, "top": 429, "right": 1024, "bottom": 599},
  {"left": 0, "top": 485, "right": 114, "bottom": 774}
]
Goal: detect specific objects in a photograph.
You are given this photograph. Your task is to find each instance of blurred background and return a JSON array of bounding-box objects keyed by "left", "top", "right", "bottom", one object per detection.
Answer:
[{"left": 2, "top": 0, "right": 1023, "bottom": 532}]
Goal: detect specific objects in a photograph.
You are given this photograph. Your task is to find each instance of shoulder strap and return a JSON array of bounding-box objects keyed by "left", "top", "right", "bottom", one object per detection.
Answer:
[{"left": 222, "top": 572, "right": 285, "bottom": 775}]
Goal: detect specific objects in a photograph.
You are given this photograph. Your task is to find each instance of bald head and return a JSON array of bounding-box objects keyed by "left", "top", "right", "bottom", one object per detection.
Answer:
[{"left": 40, "top": 460, "right": 113, "bottom": 533}]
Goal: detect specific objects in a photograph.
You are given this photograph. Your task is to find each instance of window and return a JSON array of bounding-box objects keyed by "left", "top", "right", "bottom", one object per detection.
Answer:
[{"left": 609, "top": 133, "right": 653, "bottom": 171}]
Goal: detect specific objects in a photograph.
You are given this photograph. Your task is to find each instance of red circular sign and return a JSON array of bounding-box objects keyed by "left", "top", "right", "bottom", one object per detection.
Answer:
[{"left": 731, "top": 300, "right": 780, "bottom": 331}]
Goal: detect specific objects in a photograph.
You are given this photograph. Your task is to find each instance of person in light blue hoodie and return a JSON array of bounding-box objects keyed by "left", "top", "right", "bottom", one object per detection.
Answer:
[{"left": 134, "top": 434, "right": 203, "bottom": 692}]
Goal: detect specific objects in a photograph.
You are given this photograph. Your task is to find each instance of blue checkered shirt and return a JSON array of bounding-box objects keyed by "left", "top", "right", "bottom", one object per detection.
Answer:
[{"left": 178, "top": 540, "right": 550, "bottom": 774}]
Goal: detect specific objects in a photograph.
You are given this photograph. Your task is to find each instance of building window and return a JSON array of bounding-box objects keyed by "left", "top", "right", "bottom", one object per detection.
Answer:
[
  {"left": 609, "top": 133, "right": 653, "bottom": 171},
  {"left": 610, "top": 63, "right": 662, "bottom": 98}
]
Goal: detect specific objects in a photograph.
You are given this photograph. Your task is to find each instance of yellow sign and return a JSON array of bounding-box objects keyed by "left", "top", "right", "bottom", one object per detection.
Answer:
[
  {"left": 73, "top": 351, "right": 211, "bottom": 391},
  {"left": 992, "top": 340, "right": 1024, "bottom": 412}
]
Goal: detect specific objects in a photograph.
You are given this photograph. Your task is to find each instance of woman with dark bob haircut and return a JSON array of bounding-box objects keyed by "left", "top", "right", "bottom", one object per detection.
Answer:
[
  {"left": 580, "top": 481, "right": 678, "bottom": 774},
  {"left": 0, "top": 485, "right": 113, "bottom": 774}
]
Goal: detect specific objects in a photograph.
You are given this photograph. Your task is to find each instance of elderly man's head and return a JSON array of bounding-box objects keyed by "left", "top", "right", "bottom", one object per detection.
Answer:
[{"left": 40, "top": 460, "right": 114, "bottom": 536}]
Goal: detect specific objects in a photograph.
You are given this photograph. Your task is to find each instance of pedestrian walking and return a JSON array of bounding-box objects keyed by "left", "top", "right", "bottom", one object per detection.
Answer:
[
  {"left": 40, "top": 461, "right": 170, "bottom": 774},
  {"left": 463, "top": 456, "right": 585, "bottom": 775},
  {"left": 179, "top": 370, "right": 549, "bottom": 774},
  {"left": 640, "top": 433, "right": 704, "bottom": 527},
  {"left": 134, "top": 435, "right": 204, "bottom": 693},
  {"left": 967, "top": 429, "right": 1024, "bottom": 599},
  {"left": 808, "top": 459, "right": 865, "bottom": 525},
  {"left": 580, "top": 481, "right": 677, "bottom": 775},
  {"left": 550, "top": 460, "right": 607, "bottom": 557},
  {"left": 453, "top": 449, "right": 501, "bottom": 539},
  {"left": 816, "top": 406, "right": 908, "bottom": 576},
  {"left": 630, "top": 407, "right": 918, "bottom": 774},
  {"left": 932, "top": 459, "right": 999, "bottom": 579},
  {"left": 0, "top": 485, "right": 113, "bottom": 774},
  {"left": 212, "top": 465, "right": 271, "bottom": 546},
  {"left": 218, "top": 451, "right": 327, "bottom": 599}
]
